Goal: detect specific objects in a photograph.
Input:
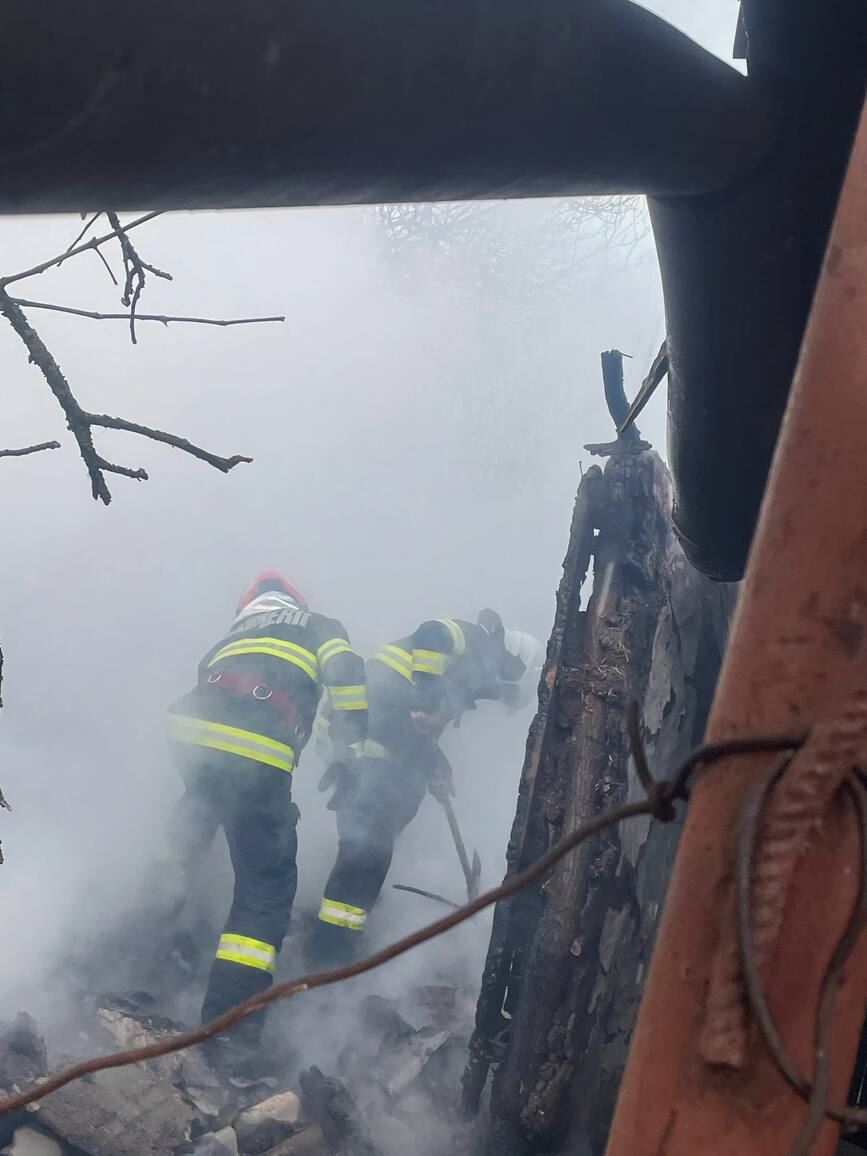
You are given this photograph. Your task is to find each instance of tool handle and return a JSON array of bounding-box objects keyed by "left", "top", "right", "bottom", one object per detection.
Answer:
[{"left": 441, "top": 793, "right": 475, "bottom": 892}]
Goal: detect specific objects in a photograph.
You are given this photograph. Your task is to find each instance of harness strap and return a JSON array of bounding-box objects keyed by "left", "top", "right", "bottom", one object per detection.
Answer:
[{"left": 201, "top": 667, "right": 303, "bottom": 733}]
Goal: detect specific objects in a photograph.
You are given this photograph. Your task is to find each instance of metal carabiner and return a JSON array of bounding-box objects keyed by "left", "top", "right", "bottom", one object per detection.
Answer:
[
  {"left": 253, "top": 684, "right": 273, "bottom": 701},
  {"left": 207, "top": 672, "right": 222, "bottom": 684}
]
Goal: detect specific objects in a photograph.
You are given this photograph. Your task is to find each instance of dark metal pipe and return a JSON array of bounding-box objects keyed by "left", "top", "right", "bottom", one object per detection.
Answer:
[
  {"left": 658, "top": 0, "right": 867, "bottom": 579},
  {"left": 0, "top": 0, "right": 770, "bottom": 213}
]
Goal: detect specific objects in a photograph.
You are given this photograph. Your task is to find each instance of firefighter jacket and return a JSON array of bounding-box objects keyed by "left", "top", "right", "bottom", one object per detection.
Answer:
[
  {"left": 370, "top": 617, "right": 517, "bottom": 729},
  {"left": 168, "top": 592, "right": 367, "bottom": 774}
]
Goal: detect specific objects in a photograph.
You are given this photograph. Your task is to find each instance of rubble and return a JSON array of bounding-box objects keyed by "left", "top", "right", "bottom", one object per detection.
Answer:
[
  {"left": 376, "top": 1028, "right": 450, "bottom": 1099},
  {"left": 0, "top": 985, "right": 476, "bottom": 1156},
  {"left": 261, "top": 1126, "right": 324, "bottom": 1156},
  {"left": 0, "top": 1016, "right": 48, "bottom": 1091},
  {"left": 364, "top": 1116, "right": 414, "bottom": 1156},
  {"left": 298, "top": 1067, "right": 379, "bottom": 1156},
  {"left": 234, "top": 1091, "right": 301, "bottom": 1155},
  {"left": 0, "top": 1127, "right": 63, "bottom": 1156},
  {"left": 192, "top": 1127, "right": 239, "bottom": 1156},
  {"left": 33, "top": 1061, "right": 200, "bottom": 1156}
]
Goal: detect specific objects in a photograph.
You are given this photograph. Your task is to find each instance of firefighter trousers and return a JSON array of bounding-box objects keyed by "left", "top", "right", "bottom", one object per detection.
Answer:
[
  {"left": 164, "top": 744, "right": 299, "bottom": 1037},
  {"left": 311, "top": 752, "right": 428, "bottom": 965}
]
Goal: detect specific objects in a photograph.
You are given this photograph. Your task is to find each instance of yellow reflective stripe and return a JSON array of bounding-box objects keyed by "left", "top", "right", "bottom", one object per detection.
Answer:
[
  {"left": 412, "top": 648, "right": 447, "bottom": 676},
  {"left": 216, "top": 933, "right": 277, "bottom": 974},
  {"left": 327, "top": 684, "right": 368, "bottom": 711},
  {"left": 350, "top": 739, "right": 389, "bottom": 759},
  {"left": 318, "top": 638, "right": 354, "bottom": 669},
  {"left": 208, "top": 637, "right": 318, "bottom": 681},
  {"left": 373, "top": 644, "right": 413, "bottom": 681},
  {"left": 318, "top": 898, "right": 367, "bottom": 930},
  {"left": 168, "top": 714, "right": 295, "bottom": 773},
  {"left": 437, "top": 619, "right": 467, "bottom": 655}
]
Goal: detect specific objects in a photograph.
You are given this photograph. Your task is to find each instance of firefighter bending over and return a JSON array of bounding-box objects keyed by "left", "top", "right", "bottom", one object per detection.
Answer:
[
  {"left": 164, "top": 570, "right": 367, "bottom": 1053},
  {"left": 308, "top": 610, "right": 542, "bottom": 967}
]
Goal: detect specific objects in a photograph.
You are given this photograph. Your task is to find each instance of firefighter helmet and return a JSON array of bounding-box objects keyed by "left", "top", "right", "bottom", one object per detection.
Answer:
[{"left": 237, "top": 570, "right": 308, "bottom": 613}]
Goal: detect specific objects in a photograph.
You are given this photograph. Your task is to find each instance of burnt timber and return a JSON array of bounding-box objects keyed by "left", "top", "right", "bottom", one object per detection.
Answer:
[{"left": 464, "top": 451, "right": 735, "bottom": 1155}]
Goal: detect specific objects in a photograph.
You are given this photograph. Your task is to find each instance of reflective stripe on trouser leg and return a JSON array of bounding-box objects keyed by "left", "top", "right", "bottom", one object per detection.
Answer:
[
  {"left": 215, "top": 932, "right": 277, "bottom": 974},
  {"left": 317, "top": 898, "right": 368, "bottom": 930}
]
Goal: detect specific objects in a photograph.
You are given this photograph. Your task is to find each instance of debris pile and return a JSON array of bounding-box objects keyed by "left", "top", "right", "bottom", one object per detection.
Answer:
[{"left": 0, "top": 986, "right": 476, "bottom": 1156}]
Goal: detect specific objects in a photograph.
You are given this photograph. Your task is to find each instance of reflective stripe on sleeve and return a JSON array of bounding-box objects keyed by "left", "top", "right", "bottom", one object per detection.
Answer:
[
  {"left": 168, "top": 713, "right": 296, "bottom": 773},
  {"left": 318, "top": 637, "right": 354, "bottom": 669},
  {"left": 372, "top": 644, "right": 413, "bottom": 681},
  {"left": 412, "top": 648, "right": 447, "bottom": 676},
  {"left": 208, "top": 637, "right": 318, "bottom": 682},
  {"left": 436, "top": 619, "right": 467, "bottom": 655},
  {"left": 327, "top": 684, "right": 368, "bottom": 711},
  {"left": 318, "top": 898, "right": 367, "bottom": 930},
  {"left": 216, "top": 932, "right": 277, "bottom": 974}
]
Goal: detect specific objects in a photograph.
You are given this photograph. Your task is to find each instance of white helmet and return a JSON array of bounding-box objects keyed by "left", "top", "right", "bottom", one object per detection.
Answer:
[{"left": 504, "top": 629, "right": 546, "bottom": 707}]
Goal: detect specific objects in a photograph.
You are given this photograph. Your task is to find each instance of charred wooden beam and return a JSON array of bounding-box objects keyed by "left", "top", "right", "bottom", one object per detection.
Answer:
[{"left": 465, "top": 450, "right": 735, "bottom": 1154}]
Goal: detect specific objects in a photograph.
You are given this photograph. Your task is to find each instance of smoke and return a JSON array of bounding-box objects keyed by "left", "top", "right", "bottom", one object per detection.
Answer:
[{"left": 0, "top": 195, "right": 666, "bottom": 1057}]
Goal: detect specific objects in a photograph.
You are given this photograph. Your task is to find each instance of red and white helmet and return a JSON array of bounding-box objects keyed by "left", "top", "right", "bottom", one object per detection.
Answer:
[{"left": 237, "top": 570, "right": 308, "bottom": 613}]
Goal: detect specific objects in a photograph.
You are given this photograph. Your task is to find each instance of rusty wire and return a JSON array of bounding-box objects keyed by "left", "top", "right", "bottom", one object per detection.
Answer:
[
  {"left": 737, "top": 757, "right": 867, "bottom": 1150},
  {"left": 4, "top": 723, "right": 867, "bottom": 1156}
]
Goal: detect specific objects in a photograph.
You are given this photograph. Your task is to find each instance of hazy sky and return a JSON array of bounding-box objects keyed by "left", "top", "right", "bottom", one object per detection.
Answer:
[{"left": 0, "top": 0, "right": 740, "bottom": 1031}]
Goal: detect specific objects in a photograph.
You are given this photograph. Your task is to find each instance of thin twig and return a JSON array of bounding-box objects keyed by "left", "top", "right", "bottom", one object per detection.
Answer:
[
  {"left": 0, "top": 212, "right": 163, "bottom": 288},
  {"left": 62, "top": 213, "right": 102, "bottom": 259},
  {"left": 91, "top": 246, "right": 119, "bottom": 287},
  {"left": 105, "top": 210, "right": 172, "bottom": 344},
  {"left": 393, "top": 884, "right": 461, "bottom": 909},
  {"left": 10, "top": 299, "right": 285, "bottom": 329},
  {"left": 0, "top": 441, "right": 60, "bottom": 458}
]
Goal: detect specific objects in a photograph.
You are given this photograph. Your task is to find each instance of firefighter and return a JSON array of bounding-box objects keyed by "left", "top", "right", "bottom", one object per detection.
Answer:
[
  {"left": 308, "top": 610, "right": 539, "bottom": 966},
  {"left": 163, "top": 570, "right": 367, "bottom": 1052}
]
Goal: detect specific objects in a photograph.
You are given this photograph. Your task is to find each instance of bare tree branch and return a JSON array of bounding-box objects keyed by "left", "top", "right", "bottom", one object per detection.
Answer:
[
  {"left": 105, "top": 210, "right": 172, "bottom": 344},
  {"left": 0, "top": 290, "right": 251, "bottom": 503},
  {"left": 0, "top": 289, "right": 112, "bottom": 501},
  {"left": 0, "top": 211, "right": 162, "bottom": 288},
  {"left": 0, "top": 440, "right": 61, "bottom": 458},
  {"left": 86, "top": 412, "right": 253, "bottom": 474},
  {"left": 91, "top": 245, "right": 119, "bottom": 287},
  {"left": 10, "top": 298, "right": 285, "bottom": 329},
  {"left": 61, "top": 212, "right": 102, "bottom": 260}
]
